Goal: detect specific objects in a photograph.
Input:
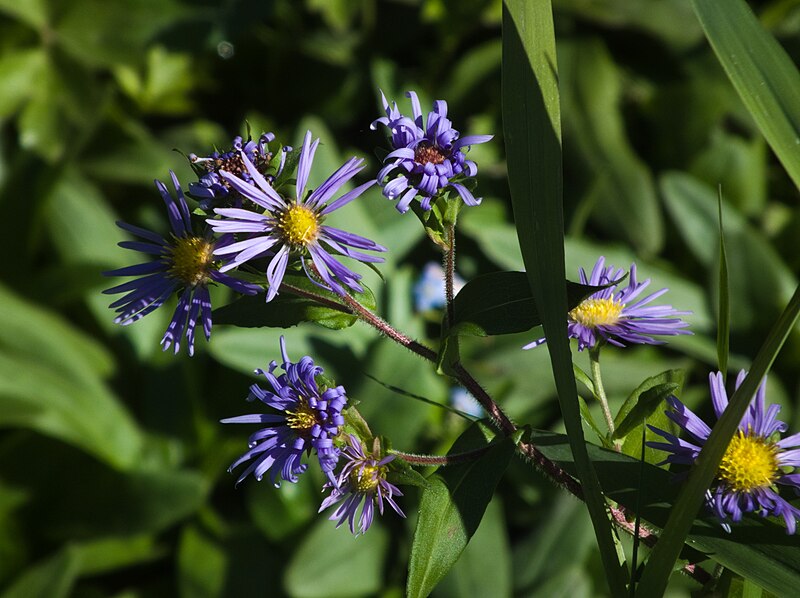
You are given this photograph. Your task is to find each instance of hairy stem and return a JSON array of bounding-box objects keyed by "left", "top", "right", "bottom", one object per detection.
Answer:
[
  {"left": 590, "top": 346, "right": 615, "bottom": 436},
  {"left": 443, "top": 222, "right": 456, "bottom": 326}
]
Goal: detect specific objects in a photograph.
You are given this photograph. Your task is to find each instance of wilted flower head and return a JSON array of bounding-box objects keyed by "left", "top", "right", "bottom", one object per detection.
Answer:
[
  {"left": 207, "top": 131, "right": 387, "bottom": 301},
  {"left": 103, "top": 172, "right": 260, "bottom": 356},
  {"left": 319, "top": 434, "right": 405, "bottom": 535},
  {"left": 222, "top": 337, "right": 348, "bottom": 486},
  {"left": 371, "top": 90, "right": 492, "bottom": 213},
  {"left": 524, "top": 256, "right": 691, "bottom": 351},
  {"left": 648, "top": 371, "right": 800, "bottom": 534},
  {"left": 188, "top": 133, "right": 277, "bottom": 207}
]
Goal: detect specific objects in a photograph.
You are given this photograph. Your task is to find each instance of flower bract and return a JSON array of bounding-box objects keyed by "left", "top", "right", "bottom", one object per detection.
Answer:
[
  {"left": 371, "top": 90, "right": 492, "bottom": 213},
  {"left": 103, "top": 171, "right": 260, "bottom": 356},
  {"left": 207, "top": 130, "right": 387, "bottom": 301},
  {"left": 222, "top": 336, "right": 348, "bottom": 486},
  {"left": 648, "top": 371, "right": 800, "bottom": 534}
]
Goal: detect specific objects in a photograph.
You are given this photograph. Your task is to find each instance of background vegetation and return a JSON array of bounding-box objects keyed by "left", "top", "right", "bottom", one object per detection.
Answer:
[{"left": 1, "top": 0, "right": 799, "bottom": 595}]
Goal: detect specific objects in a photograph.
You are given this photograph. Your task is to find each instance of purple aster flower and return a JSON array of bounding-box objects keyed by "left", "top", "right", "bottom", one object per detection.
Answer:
[
  {"left": 207, "top": 131, "right": 387, "bottom": 301},
  {"left": 648, "top": 371, "right": 800, "bottom": 534},
  {"left": 103, "top": 172, "right": 260, "bottom": 356},
  {"left": 188, "top": 133, "right": 283, "bottom": 208},
  {"left": 371, "top": 90, "right": 492, "bottom": 213},
  {"left": 319, "top": 434, "right": 405, "bottom": 535},
  {"left": 222, "top": 336, "right": 348, "bottom": 486},
  {"left": 523, "top": 256, "right": 691, "bottom": 351}
]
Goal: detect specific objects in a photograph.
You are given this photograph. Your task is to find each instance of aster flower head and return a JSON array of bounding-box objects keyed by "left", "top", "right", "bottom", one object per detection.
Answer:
[
  {"left": 207, "top": 131, "right": 387, "bottom": 301},
  {"left": 371, "top": 90, "right": 492, "bottom": 213},
  {"left": 319, "top": 434, "right": 405, "bottom": 535},
  {"left": 103, "top": 172, "right": 260, "bottom": 356},
  {"left": 188, "top": 133, "right": 278, "bottom": 208},
  {"left": 222, "top": 337, "right": 348, "bottom": 487},
  {"left": 648, "top": 371, "right": 800, "bottom": 534},
  {"left": 523, "top": 256, "right": 691, "bottom": 352}
]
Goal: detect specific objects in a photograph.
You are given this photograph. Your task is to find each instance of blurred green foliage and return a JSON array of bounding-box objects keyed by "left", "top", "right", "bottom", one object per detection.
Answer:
[{"left": 1, "top": 0, "right": 800, "bottom": 595}]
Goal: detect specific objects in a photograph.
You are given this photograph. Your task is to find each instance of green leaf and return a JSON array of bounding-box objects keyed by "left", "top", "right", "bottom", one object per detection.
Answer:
[
  {"left": 612, "top": 370, "right": 685, "bottom": 440},
  {"left": 0, "top": 0, "right": 47, "bottom": 28},
  {"left": 692, "top": 0, "right": 800, "bottom": 191},
  {"left": 212, "top": 273, "right": 374, "bottom": 331},
  {"left": 178, "top": 525, "right": 227, "bottom": 598},
  {"left": 435, "top": 499, "right": 511, "bottom": 598},
  {"left": 502, "top": 2, "right": 628, "bottom": 595},
  {"left": 661, "top": 172, "right": 795, "bottom": 332},
  {"left": 0, "top": 548, "right": 80, "bottom": 598},
  {"left": 558, "top": 38, "right": 662, "bottom": 256},
  {"left": 406, "top": 423, "right": 515, "bottom": 598},
  {"left": 636, "top": 284, "right": 800, "bottom": 596},
  {"left": 0, "top": 49, "right": 46, "bottom": 119},
  {"left": 448, "top": 271, "right": 609, "bottom": 337},
  {"left": 530, "top": 428, "right": 800, "bottom": 597},
  {"left": 284, "top": 518, "right": 389, "bottom": 598}
]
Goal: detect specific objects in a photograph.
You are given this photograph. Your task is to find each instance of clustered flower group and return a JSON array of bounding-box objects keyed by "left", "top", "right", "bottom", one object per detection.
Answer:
[
  {"left": 224, "top": 337, "right": 404, "bottom": 535},
  {"left": 103, "top": 88, "right": 800, "bottom": 543}
]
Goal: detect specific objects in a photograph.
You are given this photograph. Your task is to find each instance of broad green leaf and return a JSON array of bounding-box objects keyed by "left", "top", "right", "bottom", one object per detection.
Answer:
[
  {"left": 612, "top": 370, "right": 685, "bottom": 440},
  {"left": 434, "top": 499, "right": 511, "bottom": 598},
  {"left": 55, "top": 0, "right": 188, "bottom": 68},
  {"left": 447, "top": 271, "right": 608, "bottom": 337},
  {"left": 502, "top": 3, "right": 627, "bottom": 595},
  {"left": 73, "top": 536, "right": 164, "bottom": 577},
  {"left": 0, "top": 0, "right": 47, "bottom": 28},
  {"left": 212, "top": 273, "right": 375, "bottom": 331},
  {"left": 661, "top": 172, "right": 795, "bottom": 332},
  {"left": 530, "top": 428, "right": 800, "bottom": 596},
  {"left": 0, "top": 49, "right": 46, "bottom": 119},
  {"left": 1, "top": 548, "right": 80, "bottom": 598},
  {"left": 692, "top": 0, "right": 800, "bottom": 191},
  {"left": 559, "top": 38, "right": 662, "bottom": 256},
  {"left": 555, "top": 0, "right": 703, "bottom": 49},
  {"left": 284, "top": 517, "right": 388, "bottom": 598},
  {"left": 407, "top": 423, "right": 516, "bottom": 598},
  {"left": 636, "top": 284, "right": 800, "bottom": 596},
  {"left": 178, "top": 526, "right": 227, "bottom": 598}
]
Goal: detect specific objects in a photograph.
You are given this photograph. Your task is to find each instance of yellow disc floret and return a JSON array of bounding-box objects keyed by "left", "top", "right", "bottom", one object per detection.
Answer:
[
  {"left": 351, "top": 464, "right": 384, "bottom": 494},
  {"left": 168, "top": 236, "right": 214, "bottom": 287},
  {"left": 718, "top": 431, "right": 779, "bottom": 493},
  {"left": 279, "top": 204, "right": 320, "bottom": 247},
  {"left": 569, "top": 297, "right": 625, "bottom": 328},
  {"left": 285, "top": 398, "right": 319, "bottom": 434}
]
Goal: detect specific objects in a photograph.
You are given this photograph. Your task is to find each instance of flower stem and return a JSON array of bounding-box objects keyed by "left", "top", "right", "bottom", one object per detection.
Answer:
[
  {"left": 391, "top": 444, "right": 493, "bottom": 466},
  {"left": 443, "top": 222, "right": 456, "bottom": 327},
  {"left": 590, "top": 346, "right": 615, "bottom": 436}
]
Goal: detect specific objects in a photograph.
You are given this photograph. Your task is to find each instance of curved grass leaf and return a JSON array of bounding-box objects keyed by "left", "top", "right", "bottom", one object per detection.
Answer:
[
  {"left": 406, "top": 423, "right": 516, "bottom": 598},
  {"left": 692, "top": 0, "right": 800, "bottom": 191},
  {"left": 502, "top": 2, "right": 628, "bottom": 595}
]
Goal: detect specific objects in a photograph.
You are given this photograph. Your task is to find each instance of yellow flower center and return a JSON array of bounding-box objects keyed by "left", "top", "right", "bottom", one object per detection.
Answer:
[
  {"left": 718, "top": 431, "right": 779, "bottom": 493},
  {"left": 278, "top": 204, "right": 319, "bottom": 247},
  {"left": 285, "top": 399, "right": 319, "bottom": 433},
  {"left": 168, "top": 237, "right": 214, "bottom": 287},
  {"left": 569, "top": 297, "right": 624, "bottom": 328},
  {"left": 351, "top": 464, "right": 384, "bottom": 494}
]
